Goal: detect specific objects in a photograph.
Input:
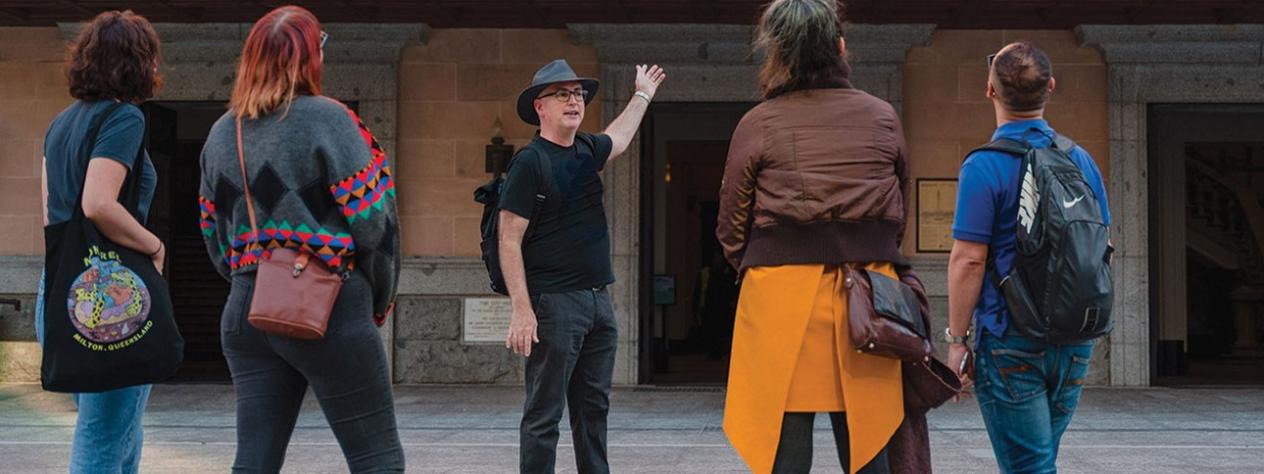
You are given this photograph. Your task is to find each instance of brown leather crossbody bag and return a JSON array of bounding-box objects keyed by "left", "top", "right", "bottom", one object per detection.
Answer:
[
  {"left": 236, "top": 117, "right": 343, "bottom": 340},
  {"left": 844, "top": 265, "right": 933, "bottom": 362}
]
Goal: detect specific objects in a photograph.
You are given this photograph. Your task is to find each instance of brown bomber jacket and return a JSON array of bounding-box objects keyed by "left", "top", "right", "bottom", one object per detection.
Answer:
[{"left": 716, "top": 86, "right": 911, "bottom": 272}]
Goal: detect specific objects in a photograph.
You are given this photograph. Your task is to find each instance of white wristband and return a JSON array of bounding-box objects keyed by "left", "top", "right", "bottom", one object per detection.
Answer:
[{"left": 633, "top": 91, "right": 652, "bottom": 104}]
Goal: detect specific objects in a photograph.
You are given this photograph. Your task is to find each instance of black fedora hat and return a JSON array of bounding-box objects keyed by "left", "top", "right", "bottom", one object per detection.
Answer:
[{"left": 516, "top": 59, "right": 599, "bottom": 126}]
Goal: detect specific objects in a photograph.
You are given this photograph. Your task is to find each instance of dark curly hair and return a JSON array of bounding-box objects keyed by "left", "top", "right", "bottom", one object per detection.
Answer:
[{"left": 66, "top": 10, "right": 163, "bottom": 103}]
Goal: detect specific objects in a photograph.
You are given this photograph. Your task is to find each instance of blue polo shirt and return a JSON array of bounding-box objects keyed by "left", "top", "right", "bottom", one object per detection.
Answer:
[{"left": 952, "top": 119, "right": 1110, "bottom": 342}]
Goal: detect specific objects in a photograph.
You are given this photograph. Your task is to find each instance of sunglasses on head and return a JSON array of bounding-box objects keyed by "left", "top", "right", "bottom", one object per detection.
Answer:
[
  {"left": 320, "top": 31, "right": 329, "bottom": 49},
  {"left": 986, "top": 53, "right": 997, "bottom": 69}
]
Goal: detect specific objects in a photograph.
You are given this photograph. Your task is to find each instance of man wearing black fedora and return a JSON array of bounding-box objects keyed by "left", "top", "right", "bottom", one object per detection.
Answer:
[{"left": 498, "top": 58, "right": 665, "bottom": 473}]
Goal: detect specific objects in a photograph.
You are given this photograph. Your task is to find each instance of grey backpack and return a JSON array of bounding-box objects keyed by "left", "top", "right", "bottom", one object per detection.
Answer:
[{"left": 972, "top": 135, "right": 1114, "bottom": 343}]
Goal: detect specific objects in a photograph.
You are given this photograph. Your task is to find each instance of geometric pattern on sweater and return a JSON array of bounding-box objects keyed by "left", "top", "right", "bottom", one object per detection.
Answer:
[
  {"left": 331, "top": 108, "right": 395, "bottom": 224},
  {"left": 198, "top": 96, "right": 400, "bottom": 321},
  {"left": 224, "top": 220, "right": 355, "bottom": 270},
  {"left": 249, "top": 163, "right": 287, "bottom": 215},
  {"left": 198, "top": 196, "right": 216, "bottom": 239}
]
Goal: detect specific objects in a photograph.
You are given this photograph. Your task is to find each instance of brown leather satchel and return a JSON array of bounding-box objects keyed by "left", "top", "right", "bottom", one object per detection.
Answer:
[
  {"left": 236, "top": 117, "right": 343, "bottom": 340},
  {"left": 844, "top": 265, "right": 933, "bottom": 362}
]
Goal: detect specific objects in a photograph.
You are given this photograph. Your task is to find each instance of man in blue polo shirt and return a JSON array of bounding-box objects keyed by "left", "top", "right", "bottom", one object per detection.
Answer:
[{"left": 946, "top": 42, "right": 1110, "bottom": 474}]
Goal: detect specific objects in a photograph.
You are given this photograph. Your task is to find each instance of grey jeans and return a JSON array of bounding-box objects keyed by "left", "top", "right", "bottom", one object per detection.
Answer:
[
  {"left": 520, "top": 287, "right": 618, "bottom": 474},
  {"left": 221, "top": 271, "right": 404, "bottom": 473}
]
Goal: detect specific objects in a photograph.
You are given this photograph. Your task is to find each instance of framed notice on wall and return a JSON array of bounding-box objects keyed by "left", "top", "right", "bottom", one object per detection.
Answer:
[{"left": 916, "top": 179, "right": 958, "bottom": 253}]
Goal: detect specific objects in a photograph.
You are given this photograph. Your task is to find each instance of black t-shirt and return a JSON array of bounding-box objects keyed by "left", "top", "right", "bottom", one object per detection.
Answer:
[{"left": 498, "top": 132, "right": 615, "bottom": 295}]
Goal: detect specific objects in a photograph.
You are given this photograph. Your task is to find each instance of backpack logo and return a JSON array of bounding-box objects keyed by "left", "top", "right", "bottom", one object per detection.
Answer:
[
  {"left": 1062, "top": 195, "right": 1085, "bottom": 209},
  {"left": 1018, "top": 161, "right": 1039, "bottom": 234}
]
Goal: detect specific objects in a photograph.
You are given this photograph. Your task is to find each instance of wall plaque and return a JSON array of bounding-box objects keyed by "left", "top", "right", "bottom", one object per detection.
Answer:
[
  {"left": 463, "top": 297, "right": 513, "bottom": 344},
  {"left": 917, "top": 179, "right": 958, "bottom": 253}
]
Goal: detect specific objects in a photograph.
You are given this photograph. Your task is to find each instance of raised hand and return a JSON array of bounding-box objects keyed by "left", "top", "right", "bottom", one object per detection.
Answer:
[{"left": 634, "top": 64, "right": 667, "bottom": 100}]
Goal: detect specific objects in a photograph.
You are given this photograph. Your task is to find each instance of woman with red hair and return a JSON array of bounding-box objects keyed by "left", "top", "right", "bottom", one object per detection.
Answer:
[{"left": 197, "top": 6, "right": 404, "bottom": 472}]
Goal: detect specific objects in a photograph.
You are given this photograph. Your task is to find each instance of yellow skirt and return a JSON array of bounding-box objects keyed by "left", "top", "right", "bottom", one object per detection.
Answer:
[{"left": 723, "top": 263, "right": 904, "bottom": 474}]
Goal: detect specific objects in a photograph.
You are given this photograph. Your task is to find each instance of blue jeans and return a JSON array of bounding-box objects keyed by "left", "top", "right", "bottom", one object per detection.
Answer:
[
  {"left": 974, "top": 330, "right": 1093, "bottom": 474},
  {"left": 37, "top": 270, "right": 152, "bottom": 474}
]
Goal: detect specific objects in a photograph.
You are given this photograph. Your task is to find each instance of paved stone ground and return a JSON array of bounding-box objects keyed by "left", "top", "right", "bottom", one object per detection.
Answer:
[{"left": 0, "top": 384, "right": 1261, "bottom": 473}]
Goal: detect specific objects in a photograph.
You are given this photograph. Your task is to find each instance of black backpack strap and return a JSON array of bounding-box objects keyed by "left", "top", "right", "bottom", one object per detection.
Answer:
[
  {"left": 504, "top": 141, "right": 551, "bottom": 199},
  {"left": 968, "top": 137, "right": 1030, "bottom": 159},
  {"left": 985, "top": 247, "right": 1005, "bottom": 289},
  {"left": 525, "top": 143, "right": 552, "bottom": 205},
  {"left": 1051, "top": 134, "right": 1077, "bottom": 153},
  {"left": 964, "top": 137, "right": 1030, "bottom": 290},
  {"left": 498, "top": 141, "right": 551, "bottom": 238}
]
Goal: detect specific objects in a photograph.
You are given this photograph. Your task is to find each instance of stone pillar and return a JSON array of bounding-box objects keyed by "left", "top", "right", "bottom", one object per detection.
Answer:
[
  {"left": 1231, "top": 287, "right": 1264, "bottom": 357},
  {"left": 569, "top": 23, "right": 934, "bottom": 384},
  {"left": 1077, "top": 24, "right": 1264, "bottom": 387}
]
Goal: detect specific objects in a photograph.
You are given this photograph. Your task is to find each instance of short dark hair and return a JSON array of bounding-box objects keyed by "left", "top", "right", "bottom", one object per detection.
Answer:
[
  {"left": 991, "top": 42, "right": 1052, "bottom": 112},
  {"left": 66, "top": 10, "right": 163, "bottom": 103}
]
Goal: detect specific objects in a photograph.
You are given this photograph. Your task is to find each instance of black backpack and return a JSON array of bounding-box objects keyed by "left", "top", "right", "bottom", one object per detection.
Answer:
[
  {"left": 971, "top": 135, "right": 1114, "bottom": 343},
  {"left": 474, "top": 147, "right": 543, "bottom": 295}
]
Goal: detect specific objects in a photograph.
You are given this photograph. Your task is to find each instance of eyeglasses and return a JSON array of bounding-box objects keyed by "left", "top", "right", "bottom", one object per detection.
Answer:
[
  {"left": 537, "top": 89, "right": 588, "bottom": 103},
  {"left": 986, "top": 53, "right": 997, "bottom": 69},
  {"left": 320, "top": 31, "right": 329, "bottom": 50}
]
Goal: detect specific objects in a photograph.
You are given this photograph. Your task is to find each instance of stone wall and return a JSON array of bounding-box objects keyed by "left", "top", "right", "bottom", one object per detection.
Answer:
[
  {"left": 396, "top": 29, "right": 602, "bottom": 257},
  {"left": 392, "top": 296, "right": 523, "bottom": 383},
  {"left": 0, "top": 28, "right": 67, "bottom": 382},
  {"left": 0, "top": 27, "right": 71, "bottom": 255}
]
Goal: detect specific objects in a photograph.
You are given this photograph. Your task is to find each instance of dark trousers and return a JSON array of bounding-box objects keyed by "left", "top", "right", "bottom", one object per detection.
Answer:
[
  {"left": 520, "top": 287, "right": 619, "bottom": 474},
  {"left": 221, "top": 272, "right": 405, "bottom": 473},
  {"left": 772, "top": 412, "right": 891, "bottom": 474}
]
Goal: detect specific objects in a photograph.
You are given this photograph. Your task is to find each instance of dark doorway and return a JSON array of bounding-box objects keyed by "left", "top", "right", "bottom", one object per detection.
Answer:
[
  {"left": 143, "top": 100, "right": 359, "bottom": 382},
  {"left": 143, "top": 101, "right": 233, "bottom": 382},
  {"left": 639, "top": 103, "right": 755, "bottom": 385},
  {"left": 1149, "top": 104, "right": 1264, "bottom": 386}
]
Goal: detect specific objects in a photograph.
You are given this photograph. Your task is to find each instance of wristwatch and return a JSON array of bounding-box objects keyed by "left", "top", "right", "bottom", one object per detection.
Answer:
[{"left": 943, "top": 327, "right": 971, "bottom": 345}]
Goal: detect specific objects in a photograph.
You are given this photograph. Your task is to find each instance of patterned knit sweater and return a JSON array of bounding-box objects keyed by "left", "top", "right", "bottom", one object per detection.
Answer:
[{"left": 198, "top": 96, "right": 399, "bottom": 322}]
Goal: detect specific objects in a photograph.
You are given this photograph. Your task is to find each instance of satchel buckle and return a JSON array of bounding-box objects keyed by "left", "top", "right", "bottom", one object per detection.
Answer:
[{"left": 292, "top": 252, "right": 312, "bottom": 278}]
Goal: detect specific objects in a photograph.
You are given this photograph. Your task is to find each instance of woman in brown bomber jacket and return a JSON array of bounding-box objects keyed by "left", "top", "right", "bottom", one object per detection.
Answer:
[{"left": 716, "top": 1, "right": 912, "bottom": 473}]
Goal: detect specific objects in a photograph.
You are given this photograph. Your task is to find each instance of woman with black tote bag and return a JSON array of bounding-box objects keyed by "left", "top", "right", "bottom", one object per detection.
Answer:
[{"left": 37, "top": 10, "right": 181, "bottom": 473}]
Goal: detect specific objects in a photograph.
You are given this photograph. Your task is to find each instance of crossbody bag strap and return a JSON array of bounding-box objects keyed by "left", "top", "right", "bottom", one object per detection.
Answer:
[
  {"left": 235, "top": 116, "right": 261, "bottom": 259},
  {"left": 235, "top": 116, "right": 310, "bottom": 270}
]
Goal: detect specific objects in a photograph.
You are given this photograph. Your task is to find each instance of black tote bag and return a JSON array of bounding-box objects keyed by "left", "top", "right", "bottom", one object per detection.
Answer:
[{"left": 40, "top": 102, "right": 183, "bottom": 393}]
